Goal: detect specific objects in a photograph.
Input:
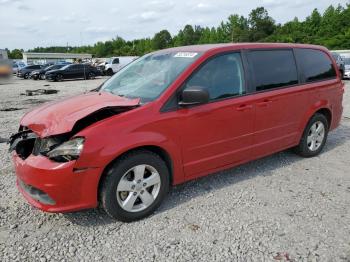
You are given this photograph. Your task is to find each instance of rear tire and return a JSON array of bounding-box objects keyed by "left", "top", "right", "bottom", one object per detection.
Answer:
[
  {"left": 100, "top": 150, "right": 170, "bottom": 222},
  {"left": 294, "top": 113, "right": 329, "bottom": 157},
  {"left": 55, "top": 74, "right": 63, "bottom": 82}
]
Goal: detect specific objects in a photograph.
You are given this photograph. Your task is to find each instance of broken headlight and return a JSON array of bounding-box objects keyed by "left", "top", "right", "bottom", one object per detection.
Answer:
[{"left": 46, "top": 137, "right": 85, "bottom": 162}]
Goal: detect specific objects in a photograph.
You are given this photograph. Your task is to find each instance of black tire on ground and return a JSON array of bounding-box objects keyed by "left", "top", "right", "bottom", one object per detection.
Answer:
[
  {"left": 33, "top": 75, "right": 38, "bottom": 80},
  {"left": 24, "top": 73, "right": 29, "bottom": 79},
  {"left": 39, "top": 74, "right": 45, "bottom": 80},
  {"left": 107, "top": 69, "right": 114, "bottom": 76},
  {"left": 55, "top": 74, "right": 63, "bottom": 82},
  {"left": 88, "top": 72, "right": 95, "bottom": 80},
  {"left": 293, "top": 113, "right": 329, "bottom": 158},
  {"left": 100, "top": 150, "right": 170, "bottom": 222}
]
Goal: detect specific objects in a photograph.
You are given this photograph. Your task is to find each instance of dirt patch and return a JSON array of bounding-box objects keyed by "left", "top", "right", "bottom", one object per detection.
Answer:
[
  {"left": 0, "top": 107, "right": 24, "bottom": 111},
  {"left": 21, "top": 89, "right": 59, "bottom": 96},
  {"left": 23, "top": 99, "right": 50, "bottom": 105}
]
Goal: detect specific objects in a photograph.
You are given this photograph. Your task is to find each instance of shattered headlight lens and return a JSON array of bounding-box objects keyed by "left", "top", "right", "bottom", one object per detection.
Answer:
[
  {"left": 46, "top": 137, "right": 85, "bottom": 162},
  {"left": 34, "top": 137, "right": 62, "bottom": 155}
]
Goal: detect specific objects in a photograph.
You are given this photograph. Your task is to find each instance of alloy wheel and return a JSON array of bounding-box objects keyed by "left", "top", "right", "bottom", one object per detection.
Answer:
[
  {"left": 307, "top": 121, "right": 325, "bottom": 151},
  {"left": 116, "top": 164, "right": 161, "bottom": 212}
]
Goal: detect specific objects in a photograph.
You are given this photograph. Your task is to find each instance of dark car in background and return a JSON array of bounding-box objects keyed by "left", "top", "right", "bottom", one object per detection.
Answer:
[
  {"left": 17, "top": 65, "right": 43, "bottom": 79},
  {"left": 331, "top": 52, "right": 345, "bottom": 78},
  {"left": 45, "top": 64, "right": 101, "bottom": 81},
  {"left": 30, "top": 64, "right": 65, "bottom": 80}
]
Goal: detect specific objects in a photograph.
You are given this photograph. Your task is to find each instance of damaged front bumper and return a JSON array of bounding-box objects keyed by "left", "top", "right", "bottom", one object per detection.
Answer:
[{"left": 9, "top": 128, "right": 102, "bottom": 212}]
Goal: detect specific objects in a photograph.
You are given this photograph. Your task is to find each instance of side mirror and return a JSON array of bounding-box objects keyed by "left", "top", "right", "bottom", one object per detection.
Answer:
[{"left": 179, "top": 86, "right": 209, "bottom": 106}]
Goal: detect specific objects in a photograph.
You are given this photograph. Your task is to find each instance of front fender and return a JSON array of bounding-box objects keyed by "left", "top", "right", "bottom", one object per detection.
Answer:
[{"left": 75, "top": 130, "right": 184, "bottom": 185}]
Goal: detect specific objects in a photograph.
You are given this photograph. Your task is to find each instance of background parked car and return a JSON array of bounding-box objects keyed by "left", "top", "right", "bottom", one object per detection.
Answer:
[
  {"left": 30, "top": 64, "right": 65, "bottom": 80},
  {"left": 343, "top": 57, "right": 350, "bottom": 79},
  {"left": 45, "top": 64, "right": 101, "bottom": 81},
  {"left": 101, "top": 56, "right": 138, "bottom": 75},
  {"left": 17, "top": 64, "right": 43, "bottom": 79},
  {"left": 331, "top": 52, "right": 345, "bottom": 78},
  {"left": 12, "top": 61, "right": 26, "bottom": 74}
]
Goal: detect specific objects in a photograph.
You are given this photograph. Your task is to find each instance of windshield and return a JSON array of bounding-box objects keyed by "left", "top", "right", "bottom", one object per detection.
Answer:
[
  {"left": 101, "top": 51, "right": 201, "bottom": 102},
  {"left": 61, "top": 64, "right": 71, "bottom": 70}
]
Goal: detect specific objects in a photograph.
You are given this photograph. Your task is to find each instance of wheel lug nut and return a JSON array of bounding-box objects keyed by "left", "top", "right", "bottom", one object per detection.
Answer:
[
  {"left": 140, "top": 190, "right": 144, "bottom": 194},
  {"left": 143, "top": 183, "right": 147, "bottom": 187},
  {"left": 131, "top": 185, "right": 135, "bottom": 189},
  {"left": 137, "top": 180, "right": 141, "bottom": 183},
  {"left": 133, "top": 192, "right": 137, "bottom": 196}
]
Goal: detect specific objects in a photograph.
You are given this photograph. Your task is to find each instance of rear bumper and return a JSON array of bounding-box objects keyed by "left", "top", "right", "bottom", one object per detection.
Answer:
[{"left": 13, "top": 153, "right": 103, "bottom": 212}]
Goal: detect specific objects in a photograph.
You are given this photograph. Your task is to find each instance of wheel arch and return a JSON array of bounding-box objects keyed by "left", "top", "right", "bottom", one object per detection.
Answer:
[
  {"left": 315, "top": 108, "right": 332, "bottom": 128},
  {"left": 97, "top": 145, "right": 174, "bottom": 200},
  {"left": 297, "top": 104, "right": 332, "bottom": 143}
]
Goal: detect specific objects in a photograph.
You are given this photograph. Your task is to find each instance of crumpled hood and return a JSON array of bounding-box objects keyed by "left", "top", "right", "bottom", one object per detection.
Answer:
[{"left": 21, "top": 92, "right": 140, "bottom": 137}]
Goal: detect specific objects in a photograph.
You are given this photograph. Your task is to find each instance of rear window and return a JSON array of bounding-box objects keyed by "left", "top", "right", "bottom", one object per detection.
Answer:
[
  {"left": 247, "top": 50, "right": 298, "bottom": 91},
  {"left": 295, "top": 49, "right": 336, "bottom": 82}
]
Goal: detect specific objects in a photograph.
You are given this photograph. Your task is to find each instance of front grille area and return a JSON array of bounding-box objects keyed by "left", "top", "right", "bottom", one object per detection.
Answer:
[{"left": 18, "top": 179, "right": 55, "bottom": 205}]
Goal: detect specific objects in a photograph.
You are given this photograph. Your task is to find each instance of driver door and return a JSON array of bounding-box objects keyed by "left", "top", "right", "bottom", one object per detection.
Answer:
[{"left": 177, "top": 52, "right": 255, "bottom": 178}]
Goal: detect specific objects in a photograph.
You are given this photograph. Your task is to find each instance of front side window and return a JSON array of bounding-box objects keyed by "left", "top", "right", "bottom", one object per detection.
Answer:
[
  {"left": 112, "top": 58, "right": 119, "bottom": 64},
  {"left": 247, "top": 50, "right": 298, "bottom": 91},
  {"left": 185, "top": 53, "right": 245, "bottom": 101},
  {"left": 101, "top": 52, "right": 201, "bottom": 102},
  {"left": 295, "top": 49, "right": 336, "bottom": 82}
]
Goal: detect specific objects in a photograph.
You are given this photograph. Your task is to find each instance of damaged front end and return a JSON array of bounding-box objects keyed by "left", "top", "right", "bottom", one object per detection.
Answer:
[
  {"left": 9, "top": 127, "right": 37, "bottom": 160},
  {"left": 9, "top": 105, "right": 138, "bottom": 163},
  {"left": 8, "top": 126, "right": 80, "bottom": 162}
]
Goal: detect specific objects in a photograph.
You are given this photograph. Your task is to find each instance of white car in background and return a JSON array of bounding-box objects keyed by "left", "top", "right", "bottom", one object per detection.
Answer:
[
  {"left": 343, "top": 57, "right": 350, "bottom": 79},
  {"left": 102, "top": 56, "right": 138, "bottom": 76},
  {"left": 12, "top": 61, "right": 26, "bottom": 74}
]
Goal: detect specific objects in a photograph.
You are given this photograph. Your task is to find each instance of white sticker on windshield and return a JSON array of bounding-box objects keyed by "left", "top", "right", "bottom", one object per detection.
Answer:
[{"left": 174, "top": 52, "right": 198, "bottom": 58}]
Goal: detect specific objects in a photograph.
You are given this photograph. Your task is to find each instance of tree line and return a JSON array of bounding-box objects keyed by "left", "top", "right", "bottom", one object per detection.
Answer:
[{"left": 6, "top": 4, "right": 350, "bottom": 59}]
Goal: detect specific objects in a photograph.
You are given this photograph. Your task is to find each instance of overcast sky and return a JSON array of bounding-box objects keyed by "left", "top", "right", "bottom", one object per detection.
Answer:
[{"left": 0, "top": 0, "right": 348, "bottom": 50}]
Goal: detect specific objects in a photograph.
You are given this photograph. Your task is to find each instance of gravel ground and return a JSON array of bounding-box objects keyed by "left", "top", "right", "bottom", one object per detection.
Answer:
[{"left": 0, "top": 77, "right": 350, "bottom": 262}]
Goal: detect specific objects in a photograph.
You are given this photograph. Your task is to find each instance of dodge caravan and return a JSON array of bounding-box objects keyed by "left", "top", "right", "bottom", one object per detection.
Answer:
[{"left": 9, "top": 43, "right": 344, "bottom": 222}]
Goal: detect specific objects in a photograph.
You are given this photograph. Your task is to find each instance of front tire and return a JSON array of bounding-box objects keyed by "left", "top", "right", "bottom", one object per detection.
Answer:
[
  {"left": 87, "top": 72, "right": 95, "bottom": 80},
  {"left": 294, "top": 113, "right": 329, "bottom": 157},
  {"left": 100, "top": 150, "right": 170, "bottom": 222},
  {"left": 24, "top": 73, "right": 29, "bottom": 79},
  {"left": 107, "top": 69, "right": 114, "bottom": 76}
]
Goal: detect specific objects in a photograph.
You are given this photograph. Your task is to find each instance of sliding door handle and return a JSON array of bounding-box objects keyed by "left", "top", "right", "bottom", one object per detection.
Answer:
[{"left": 236, "top": 104, "right": 253, "bottom": 111}]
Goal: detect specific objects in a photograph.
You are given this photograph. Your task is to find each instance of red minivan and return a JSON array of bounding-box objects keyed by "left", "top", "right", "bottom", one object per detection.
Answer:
[{"left": 10, "top": 43, "right": 344, "bottom": 221}]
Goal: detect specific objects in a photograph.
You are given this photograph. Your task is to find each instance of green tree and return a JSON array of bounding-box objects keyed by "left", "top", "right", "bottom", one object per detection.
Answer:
[
  {"left": 248, "top": 7, "right": 276, "bottom": 41},
  {"left": 152, "top": 30, "right": 172, "bottom": 50},
  {"left": 8, "top": 49, "right": 23, "bottom": 59}
]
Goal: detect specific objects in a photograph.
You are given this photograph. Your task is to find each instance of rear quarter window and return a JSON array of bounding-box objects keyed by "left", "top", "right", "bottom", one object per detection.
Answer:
[
  {"left": 295, "top": 49, "right": 337, "bottom": 83},
  {"left": 247, "top": 49, "right": 298, "bottom": 91}
]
